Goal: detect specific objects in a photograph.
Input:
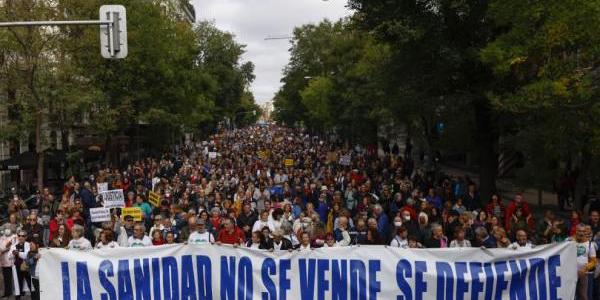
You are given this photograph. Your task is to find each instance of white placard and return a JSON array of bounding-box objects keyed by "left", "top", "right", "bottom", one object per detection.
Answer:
[
  {"left": 97, "top": 182, "right": 109, "bottom": 193},
  {"left": 208, "top": 152, "right": 218, "bottom": 159},
  {"left": 101, "top": 189, "right": 125, "bottom": 209},
  {"left": 339, "top": 154, "right": 352, "bottom": 166},
  {"left": 89, "top": 207, "right": 111, "bottom": 223}
]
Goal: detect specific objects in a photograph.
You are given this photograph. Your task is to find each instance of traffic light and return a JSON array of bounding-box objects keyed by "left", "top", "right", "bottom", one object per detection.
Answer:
[{"left": 100, "top": 5, "right": 128, "bottom": 59}]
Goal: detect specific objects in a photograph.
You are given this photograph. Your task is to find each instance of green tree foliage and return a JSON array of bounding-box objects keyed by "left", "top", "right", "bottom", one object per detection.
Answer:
[
  {"left": 0, "top": 0, "right": 89, "bottom": 188},
  {"left": 1, "top": 0, "right": 258, "bottom": 184},
  {"left": 274, "top": 19, "right": 390, "bottom": 143},
  {"left": 481, "top": 0, "right": 600, "bottom": 204},
  {"left": 321, "top": 1, "right": 501, "bottom": 202}
]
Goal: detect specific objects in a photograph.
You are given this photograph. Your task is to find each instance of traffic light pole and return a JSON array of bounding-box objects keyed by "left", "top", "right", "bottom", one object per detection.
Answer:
[
  {"left": 0, "top": 20, "right": 111, "bottom": 27},
  {"left": 0, "top": 5, "right": 127, "bottom": 59}
]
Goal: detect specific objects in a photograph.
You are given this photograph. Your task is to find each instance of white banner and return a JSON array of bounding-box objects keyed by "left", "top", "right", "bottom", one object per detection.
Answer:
[
  {"left": 100, "top": 189, "right": 125, "bottom": 209},
  {"left": 39, "top": 242, "right": 576, "bottom": 299},
  {"left": 89, "top": 207, "right": 111, "bottom": 223}
]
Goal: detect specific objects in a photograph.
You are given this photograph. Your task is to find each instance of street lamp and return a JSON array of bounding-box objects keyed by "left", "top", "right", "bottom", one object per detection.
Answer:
[{"left": 264, "top": 35, "right": 292, "bottom": 41}]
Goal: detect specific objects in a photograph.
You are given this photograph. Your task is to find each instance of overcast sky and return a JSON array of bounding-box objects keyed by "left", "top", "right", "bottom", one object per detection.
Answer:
[{"left": 192, "top": 0, "right": 352, "bottom": 105}]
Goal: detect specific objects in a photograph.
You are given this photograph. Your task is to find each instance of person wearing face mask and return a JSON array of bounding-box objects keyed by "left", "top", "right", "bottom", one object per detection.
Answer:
[
  {"left": 0, "top": 229, "right": 16, "bottom": 298},
  {"left": 398, "top": 209, "right": 420, "bottom": 238}
]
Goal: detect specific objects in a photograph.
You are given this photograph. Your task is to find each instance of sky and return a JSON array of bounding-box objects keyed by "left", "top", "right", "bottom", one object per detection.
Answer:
[{"left": 192, "top": 0, "right": 352, "bottom": 105}]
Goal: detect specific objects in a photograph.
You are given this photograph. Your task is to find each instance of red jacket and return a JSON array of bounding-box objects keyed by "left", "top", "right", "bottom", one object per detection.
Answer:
[
  {"left": 485, "top": 202, "right": 506, "bottom": 222},
  {"left": 217, "top": 227, "right": 245, "bottom": 245},
  {"left": 400, "top": 206, "right": 417, "bottom": 221},
  {"left": 505, "top": 201, "right": 531, "bottom": 230}
]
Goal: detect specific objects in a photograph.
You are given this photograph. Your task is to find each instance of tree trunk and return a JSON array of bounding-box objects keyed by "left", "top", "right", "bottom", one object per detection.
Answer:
[
  {"left": 473, "top": 98, "right": 498, "bottom": 207},
  {"left": 35, "top": 109, "right": 44, "bottom": 190},
  {"left": 573, "top": 150, "right": 591, "bottom": 211}
]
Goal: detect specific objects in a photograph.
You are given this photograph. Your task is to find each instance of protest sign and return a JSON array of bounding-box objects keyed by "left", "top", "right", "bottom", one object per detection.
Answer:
[
  {"left": 97, "top": 182, "right": 109, "bottom": 193},
  {"left": 326, "top": 151, "right": 338, "bottom": 164},
  {"left": 89, "top": 207, "right": 111, "bottom": 223},
  {"left": 284, "top": 158, "right": 294, "bottom": 167},
  {"left": 39, "top": 242, "right": 576, "bottom": 300},
  {"left": 148, "top": 191, "right": 161, "bottom": 207},
  {"left": 258, "top": 151, "right": 268, "bottom": 160},
  {"left": 121, "top": 207, "right": 142, "bottom": 221},
  {"left": 339, "top": 154, "right": 351, "bottom": 166},
  {"left": 101, "top": 189, "right": 125, "bottom": 209},
  {"left": 208, "top": 152, "right": 218, "bottom": 159}
]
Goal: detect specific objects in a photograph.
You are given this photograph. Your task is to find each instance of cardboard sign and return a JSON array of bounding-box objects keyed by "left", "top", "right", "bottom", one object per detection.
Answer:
[
  {"left": 90, "top": 207, "right": 111, "bottom": 223},
  {"left": 122, "top": 207, "right": 142, "bottom": 221},
  {"left": 97, "top": 182, "right": 109, "bottom": 193},
  {"left": 148, "top": 191, "right": 161, "bottom": 207},
  {"left": 208, "top": 152, "right": 218, "bottom": 159},
  {"left": 101, "top": 189, "right": 125, "bottom": 209},
  {"left": 326, "top": 152, "right": 338, "bottom": 164},
  {"left": 284, "top": 158, "right": 294, "bottom": 167}
]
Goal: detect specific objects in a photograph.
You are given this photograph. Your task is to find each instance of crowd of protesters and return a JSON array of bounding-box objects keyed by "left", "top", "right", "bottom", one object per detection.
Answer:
[{"left": 0, "top": 125, "right": 599, "bottom": 299}]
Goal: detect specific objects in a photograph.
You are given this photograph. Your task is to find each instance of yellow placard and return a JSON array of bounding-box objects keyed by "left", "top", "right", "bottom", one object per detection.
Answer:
[
  {"left": 148, "top": 191, "right": 161, "bottom": 207},
  {"left": 258, "top": 151, "right": 268, "bottom": 159},
  {"left": 284, "top": 158, "right": 294, "bottom": 167},
  {"left": 122, "top": 207, "right": 142, "bottom": 221}
]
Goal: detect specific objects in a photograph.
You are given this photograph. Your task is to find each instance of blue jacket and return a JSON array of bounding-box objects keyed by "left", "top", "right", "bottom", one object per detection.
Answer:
[{"left": 376, "top": 213, "right": 389, "bottom": 238}]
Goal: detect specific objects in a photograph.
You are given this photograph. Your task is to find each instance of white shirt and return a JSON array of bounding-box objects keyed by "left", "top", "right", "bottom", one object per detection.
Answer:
[
  {"left": 252, "top": 220, "right": 274, "bottom": 233},
  {"left": 509, "top": 241, "right": 534, "bottom": 250},
  {"left": 67, "top": 237, "right": 92, "bottom": 251},
  {"left": 95, "top": 241, "right": 120, "bottom": 249},
  {"left": 390, "top": 236, "right": 409, "bottom": 248},
  {"left": 248, "top": 243, "right": 261, "bottom": 249},
  {"left": 128, "top": 235, "right": 152, "bottom": 247},
  {"left": 299, "top": 244, "right": 311, "bottom": 251},
  {"left": 188, "top": 231, "right": 214, "bottom": 245},
  {"left": 450, "top": 239, "right": 472, "bottom": 248},
  {"left": 575, "top": 240, "right": 597, "bottom": 270}
]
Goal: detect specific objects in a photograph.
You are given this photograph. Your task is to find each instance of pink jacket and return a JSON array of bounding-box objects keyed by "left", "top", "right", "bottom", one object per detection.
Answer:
[{"left": 0, "top": 235, "right": 16, "bottom": 267}]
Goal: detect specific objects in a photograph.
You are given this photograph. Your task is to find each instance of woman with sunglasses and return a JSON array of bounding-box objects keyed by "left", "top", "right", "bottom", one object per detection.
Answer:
[{"left": 9, "top": 230, "right": 30, "bottom": 299}]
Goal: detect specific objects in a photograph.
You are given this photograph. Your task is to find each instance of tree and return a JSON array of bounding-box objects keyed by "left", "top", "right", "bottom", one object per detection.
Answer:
[
  {"left": 348, "top": 0, "right": 501, "bottom": 203},
  {"left": 0, "top": 0, "right": 79, "bottom": 189},
  {"left": 275, "top": 19, "right": 390, "bottom": 143},
  {"left": 194, "top": 21, "right": 256, "bottom": 126},
  {"left": 1, "top": 0, "right": 258, "bottom": 186},
  {"left": 481, "top": 0, "right": 600, "bottom": 208}
]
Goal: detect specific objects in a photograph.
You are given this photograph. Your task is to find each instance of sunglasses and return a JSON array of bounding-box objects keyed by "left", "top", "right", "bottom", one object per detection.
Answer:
[{"left": 18, "top": 235, "right": 26, "bottom": 237}]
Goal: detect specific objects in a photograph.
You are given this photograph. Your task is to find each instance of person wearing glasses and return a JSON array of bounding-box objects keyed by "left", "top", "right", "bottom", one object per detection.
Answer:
[
  {"left": 128, "top": 224, "right": 152, "bottom": 247},
  {"left": 22, "top": 213, "right": 43, "bottom": 245},
  {"left": 67, "top": 224, "right": 92, "bottom": 251},
  {"left": 10, "top": 230, "right": 30, "bottom": 300}
]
